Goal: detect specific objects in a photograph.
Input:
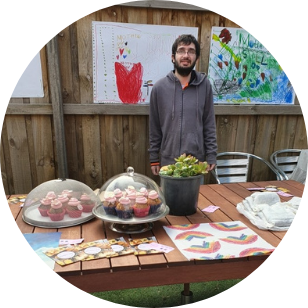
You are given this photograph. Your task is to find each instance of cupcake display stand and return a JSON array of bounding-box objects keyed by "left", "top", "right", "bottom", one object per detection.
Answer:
[
  {"left": 93, "top": 202, "right": 169, "bottom": 234},
  {"left": 22, "top": 178, "right": 101, "bottom": 228},
  {"left": 92, "top": 167, "right": 169, "bottom": 234}
]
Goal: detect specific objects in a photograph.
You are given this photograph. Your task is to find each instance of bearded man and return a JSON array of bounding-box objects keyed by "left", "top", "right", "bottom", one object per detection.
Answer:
[{"left": 148, "top": 34, "right": 217, "bottom": 176}]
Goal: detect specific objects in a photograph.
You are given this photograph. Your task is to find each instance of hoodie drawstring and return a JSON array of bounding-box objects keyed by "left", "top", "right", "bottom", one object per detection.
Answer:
[{"left": 172, "top": 79, "right": 176, "bottom": 120}]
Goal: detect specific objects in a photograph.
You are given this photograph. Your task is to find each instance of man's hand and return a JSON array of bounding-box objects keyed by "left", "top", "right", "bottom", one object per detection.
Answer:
[
  {"left": 151, "top": 165, "right": 160, "bottom": 175},
  {"left": 207, "top": 164, "right": 216, "bottom": 171}
]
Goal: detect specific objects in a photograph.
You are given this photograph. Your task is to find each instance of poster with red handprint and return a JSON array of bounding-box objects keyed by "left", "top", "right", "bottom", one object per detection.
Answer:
[{"left": 92, "top": 22, "right": 198, "bottom": 104}]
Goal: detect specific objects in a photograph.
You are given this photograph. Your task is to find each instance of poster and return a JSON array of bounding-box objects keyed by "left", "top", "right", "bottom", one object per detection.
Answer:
[
  {"left": 163, "top": 221, "right": 275, "bottom": 260},
  {"left": 12, "top": 52, "right": 44, "bottom": 98},
  {"left": 92, "top": 22, "right": 198, "bottom": 104},
  {"left": 208, "top": 27, "right": 295, "bottom": 104}
]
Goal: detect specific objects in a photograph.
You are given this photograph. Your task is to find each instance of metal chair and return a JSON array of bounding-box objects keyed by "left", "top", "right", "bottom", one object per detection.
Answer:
[
  {"left": 211, "top": 151, "right": 284, "bottom": 184},
  {"left": 270, "top": 149, "right": 302, "bottom": 180}
]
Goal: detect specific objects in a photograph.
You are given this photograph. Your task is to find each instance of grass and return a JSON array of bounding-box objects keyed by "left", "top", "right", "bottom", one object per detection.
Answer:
[{"left": 91, "top": 279, "right": 241, "bottom": 307}]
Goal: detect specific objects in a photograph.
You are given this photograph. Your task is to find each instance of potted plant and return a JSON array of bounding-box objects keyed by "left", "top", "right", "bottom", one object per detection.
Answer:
[{"left": 159, "top": 154, "right": 208, "bottom": 216}]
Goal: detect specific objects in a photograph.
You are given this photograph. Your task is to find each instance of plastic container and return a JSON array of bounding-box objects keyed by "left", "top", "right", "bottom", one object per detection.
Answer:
[{"left": 160, "top": 174, "right": 202, "bottom": 216}]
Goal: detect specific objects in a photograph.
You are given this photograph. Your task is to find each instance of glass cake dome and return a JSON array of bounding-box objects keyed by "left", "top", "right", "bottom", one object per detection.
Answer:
[
  {"left": 22, "top": 178, "right": 101, "bottom": 228},
  {"left": 93, "top": 167, "right": 169, "bottom": 233}
]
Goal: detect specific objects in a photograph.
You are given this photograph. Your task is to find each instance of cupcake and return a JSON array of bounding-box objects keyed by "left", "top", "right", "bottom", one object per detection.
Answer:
[
  {"left": 125, "top": 185, "right": 136, "bottom": 194},
  {"left": 133, "top": 196, "right": 150, "bottom": 217},
  {"left": 47, "top": 199, "right": 65, "bottom": 221},
  {"left": 57, "top": 194, "right": 69, "bottom": 212},
  {"left": 38, "top": 197, "right": 52, "bottom": 217},
  {"left": 138, "top": 187, "right": 148, "bottom": 197},
  {"left": 80, "top": 193, "right": 95, "bottom": 212},
  {"left": 62, "top": 189, "right": 73, "bottom": 198},
  {"left": 103, "top": 193, "right": 117, "bottom": 216},
  {"left": 114, "top": 188, "right": 123, "bottom": 202},
  {"left": 115, "top": 196, "right": 133, "bottom": 219},
  {"left": 127, "top": 190, "right": 137, "bottom": 207},
  {"left": 46, "top": 191, "right": 57, "bottom": 200},
  {"left": 147, "top": 190, "right": 162, "bottom": 214},
  {"left": 66, "top": 198, "right": 83, "bottom": 218}
]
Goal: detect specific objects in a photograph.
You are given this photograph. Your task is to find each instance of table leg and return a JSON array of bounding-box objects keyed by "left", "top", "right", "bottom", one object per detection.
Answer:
[{"left": 181, "top": 283, "right": 193, "bottom": 305}]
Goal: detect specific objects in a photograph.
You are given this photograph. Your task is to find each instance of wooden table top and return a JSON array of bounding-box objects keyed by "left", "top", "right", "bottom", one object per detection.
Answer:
[{"left": 7, "top": 180, "right": 304, "bottom": 293}]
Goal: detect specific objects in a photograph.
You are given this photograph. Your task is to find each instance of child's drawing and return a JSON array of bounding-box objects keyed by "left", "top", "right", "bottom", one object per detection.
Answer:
[
  {"left": 208, "top": 27, "right": 295, "bottom": 104},
  {"left": 92, "top": 22, "right": 198, "bottom": 104}
]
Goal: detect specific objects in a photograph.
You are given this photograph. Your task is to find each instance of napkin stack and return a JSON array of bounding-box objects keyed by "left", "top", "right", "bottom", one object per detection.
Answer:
[{"left": 236, "top": 192, "right": 301, "bottom": 231}]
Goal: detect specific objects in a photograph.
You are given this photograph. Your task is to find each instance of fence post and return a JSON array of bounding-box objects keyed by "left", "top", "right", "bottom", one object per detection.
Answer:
[{"left": 46, "top": 36, "right": 68, "bottom": 178}]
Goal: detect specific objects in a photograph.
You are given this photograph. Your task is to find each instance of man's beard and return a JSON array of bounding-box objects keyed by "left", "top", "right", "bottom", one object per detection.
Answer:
[{"left": 174, "top": 59, "right": 196, "bottom": 77}]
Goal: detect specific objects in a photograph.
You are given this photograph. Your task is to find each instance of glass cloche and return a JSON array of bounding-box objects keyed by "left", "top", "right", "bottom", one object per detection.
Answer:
[
  {"left": 93, "top": 167, "right": 169, "bottom": 233},
  {"left": 22, "top": 178, "right": 101, "bottom": 228}
]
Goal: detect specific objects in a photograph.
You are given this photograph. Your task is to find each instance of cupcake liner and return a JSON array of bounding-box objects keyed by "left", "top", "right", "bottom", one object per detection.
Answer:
[
  {"left": 103, "top": 206, "right": 117, "bottom": 216},
  {"left": 66, "top": 209, "right": 83, "bottom": 218},
  {"left": 81, "top": 203, "right": 94, "bottom": 213},
  {"left": 149, "top": 203, "right": 162, "bottom": 214},
  {"left": 133, "top": 205, "right": 150, "bottom": 217},
  {"left": 47, "top": 210, "right": 65, "bottom": 221},
  {"left": 115, "top": 208, "right": 133, "bottom": 219},
  {"left": 38, "top": 207, "right": 50, "bottom": 217}
]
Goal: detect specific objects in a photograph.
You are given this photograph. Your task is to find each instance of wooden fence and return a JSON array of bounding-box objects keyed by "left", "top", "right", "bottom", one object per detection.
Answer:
[{"left": 1, "top": 3, "right": 307, "bottom": 194}]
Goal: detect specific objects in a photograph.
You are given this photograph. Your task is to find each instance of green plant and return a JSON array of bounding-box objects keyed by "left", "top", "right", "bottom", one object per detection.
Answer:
[{"left": 159, "top": 154, "right": 208, "bottom": 178}]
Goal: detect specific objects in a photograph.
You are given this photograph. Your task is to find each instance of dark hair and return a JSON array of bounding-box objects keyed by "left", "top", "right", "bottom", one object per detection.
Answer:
[{"left": 172, "top": 34, "right": 200, "bottom": 58}]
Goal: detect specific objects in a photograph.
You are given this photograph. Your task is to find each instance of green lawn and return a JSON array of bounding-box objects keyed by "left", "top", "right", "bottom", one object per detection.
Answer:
[{"left": 91, "top": 279, "right": 241, "bottom": 307}]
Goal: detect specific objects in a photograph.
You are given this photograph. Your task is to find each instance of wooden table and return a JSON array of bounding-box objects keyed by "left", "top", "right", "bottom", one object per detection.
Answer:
[{"left": 8, "top": 180, "right": 304, "bottom": 294}]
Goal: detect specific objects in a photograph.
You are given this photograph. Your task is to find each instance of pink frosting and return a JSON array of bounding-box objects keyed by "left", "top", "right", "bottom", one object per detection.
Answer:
[
  {"left": 119, "top": 197, "right": 130, "bottom": 205},
  {"left": 139, "top": 187, "right": 148, "bottom": 196},
  {"left": 46, "top": 191, "right": 57, "bottom": 199},
  {"left": 136, "top": 196, "right": 148, "bottom": 204},
  {"left": 51, "top": 199, "right": 62, "bottom": 209},
  {"left": 126, "top": 185, "right": 136, "bottom": 193},
  {"left": 57, "top": 194, "right": 69, "bottom": 203},
  {"left": 41, "top": 198, "right": 51, "bottom": 206},
  {"left": 67, "top": 198, "right": 83, "bottom": 210},
  {"left": 148, "top": 190, "right": 159, "bottom": 199},
  {"left": 80, "top": 194, "right": 91, "bottom": 201},
  {"left": 62, "top": 190, "right": 73, "bottom": 197},
  {"left": 114, "top": 188, "right": 123, "bottom": 198},
  {"left": 127, "top": 191, "right": 136, "bottom": 199},
  {"left": 68, "top": 198, "right": 80, "bottom": 207},
  {"left": 105, "top": 194, "right": 116, "bottom": 203}
]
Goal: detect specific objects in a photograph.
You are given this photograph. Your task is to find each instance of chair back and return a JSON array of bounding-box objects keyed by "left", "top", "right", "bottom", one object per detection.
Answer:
[
  {"left": 212, "top": 152, "right": 283, "bottom": 184},
  {"left": 270, "top": 149, "right": 302, "bottom": 180}
]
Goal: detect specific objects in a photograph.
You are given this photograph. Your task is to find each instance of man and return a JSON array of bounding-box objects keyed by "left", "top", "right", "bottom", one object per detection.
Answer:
[{"left": 148, "top": 34, "right": 217, "bottom": 175}]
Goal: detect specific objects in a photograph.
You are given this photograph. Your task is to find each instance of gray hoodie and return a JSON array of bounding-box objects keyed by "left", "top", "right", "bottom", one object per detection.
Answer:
[{"left": 149, "top": 70, "right": 217, "bottom": 167}]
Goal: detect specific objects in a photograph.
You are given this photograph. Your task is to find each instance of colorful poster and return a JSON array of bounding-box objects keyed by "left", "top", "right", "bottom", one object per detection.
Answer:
[
  {"left": 163, "top": 221, "right": 275, "bottom": 260},
  {"left": 208, "top": 27, "right": 295, "bottom": 104},
  {"left": 92, "top": 22, "right": 198, "bottom": 104}
]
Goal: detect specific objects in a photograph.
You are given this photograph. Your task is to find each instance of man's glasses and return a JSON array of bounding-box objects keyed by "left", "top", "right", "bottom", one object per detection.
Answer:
[{"left": 176, "top": 48, "right": 196, "bottom": 56}]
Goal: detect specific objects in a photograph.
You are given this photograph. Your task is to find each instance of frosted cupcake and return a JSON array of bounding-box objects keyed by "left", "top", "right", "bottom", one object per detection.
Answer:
[
  {"left": 147, "top": 190, "right": 162, "bottom": 214},
  {"left": 46, "top": 191, "right": 57, "bottom": 200},
  {"left": 103, "top": 193, "right": 117, "bottom": 216},
  {"left": 127, "top": 190, "right": 137, "bottom": 207},
  {"left": 114, "top": 188, "right": 124, "bottom": 202},
  {"left": 133, "top": 196, "right": 150, "bottom": 217},
  {"left": 62, "top": 189, "right": 73, "bottom": 199},
  {"left": 47, "top": 199, "right": 65, "bottom": 221},
  {"left": 138, "top": 187, "right": 148, "bottom": 197},
  {"left": 38, "top": 197, "right": 52, "bottom": 217},
  {"left": 115, "top": 196, "right": 133, "bottom": 219},
  {"left": 57, "top": 194, "right": 69, "bottom": 212},
  {"left": 66, "top": 198, "right": 83, "bottom": 218},
  {"left": 80, "top": 193, "right": 95, "bottom": 212}
]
